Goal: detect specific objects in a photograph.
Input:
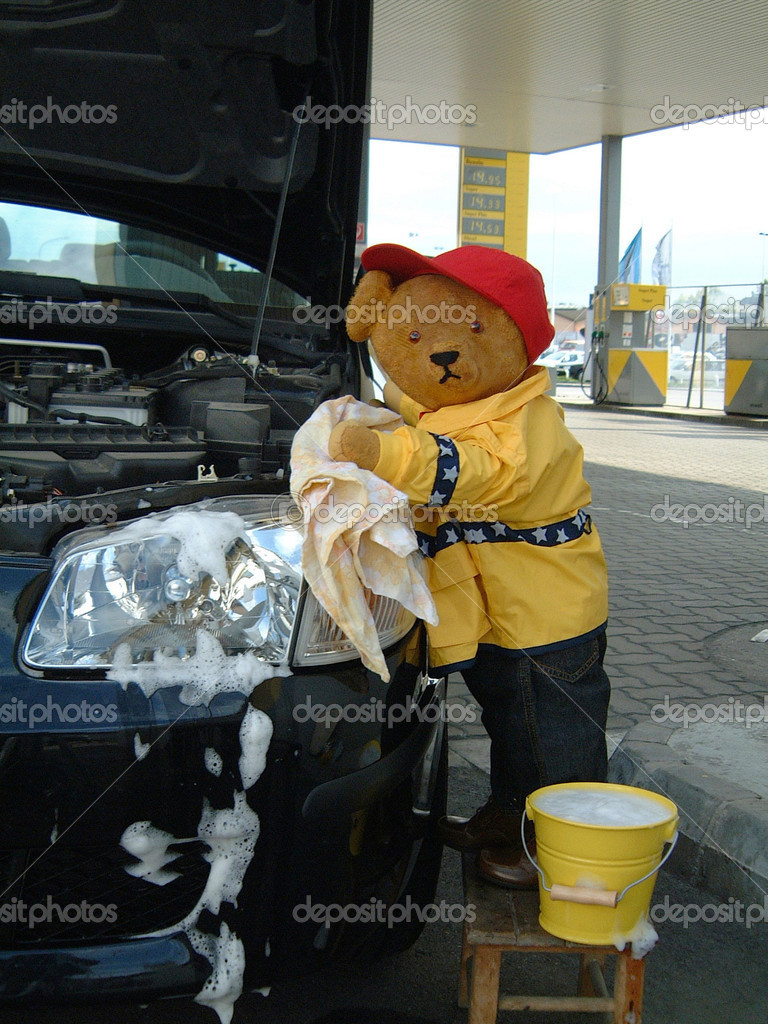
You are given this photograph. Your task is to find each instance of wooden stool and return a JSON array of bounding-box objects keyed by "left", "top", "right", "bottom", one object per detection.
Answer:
[{"left": 458, "top": 854, "right": 646, "bottom": 1024}]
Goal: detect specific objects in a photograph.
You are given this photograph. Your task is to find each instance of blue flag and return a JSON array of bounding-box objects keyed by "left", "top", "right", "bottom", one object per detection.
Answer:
[{"left": 619, "top": 229, "right": 642, "bottom": 283}]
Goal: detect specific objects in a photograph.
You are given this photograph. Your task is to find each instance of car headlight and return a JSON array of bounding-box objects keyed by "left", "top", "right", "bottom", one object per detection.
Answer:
[
  {"left": 292, "top": 588, "right": 415, "bottom": 669},
  {"left": 22, "top": 496, "right": 415, "bottom": 672}
]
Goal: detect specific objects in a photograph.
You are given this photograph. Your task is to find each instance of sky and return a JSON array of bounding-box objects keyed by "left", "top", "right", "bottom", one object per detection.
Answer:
[{"left": 367, "top": 116, "right": 768, "bottom": 309}]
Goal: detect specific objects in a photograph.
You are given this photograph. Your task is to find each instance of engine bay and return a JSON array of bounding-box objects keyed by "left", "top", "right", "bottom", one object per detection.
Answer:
[{"left": 0, "top": 330, "right": 352, "bottom": 547}]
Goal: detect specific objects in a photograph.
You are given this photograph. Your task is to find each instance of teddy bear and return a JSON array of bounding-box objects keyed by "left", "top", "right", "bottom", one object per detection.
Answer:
[{"left": 328, "top": 243, "right": 611, "bottom": 888}]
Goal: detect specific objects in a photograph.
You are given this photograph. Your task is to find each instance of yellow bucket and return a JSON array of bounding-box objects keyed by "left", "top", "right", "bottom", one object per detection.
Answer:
[{"left": 524, "top": 782, "right": 678, "bottom": 946}]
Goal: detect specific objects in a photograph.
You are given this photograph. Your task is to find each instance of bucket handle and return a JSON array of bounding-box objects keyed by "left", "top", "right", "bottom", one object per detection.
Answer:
[{"left": 521, "top": 807, "right": 678, "bottom": 907}]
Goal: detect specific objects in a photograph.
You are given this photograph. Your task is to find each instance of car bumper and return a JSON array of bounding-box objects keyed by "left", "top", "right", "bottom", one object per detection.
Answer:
[{"left": 0, "top": 934, "right": 208, "bottom": 1004}]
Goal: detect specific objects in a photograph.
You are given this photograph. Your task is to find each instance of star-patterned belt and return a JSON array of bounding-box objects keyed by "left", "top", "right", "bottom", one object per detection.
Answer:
[
  {"left": 425, "top": 434, "right": 461, "bottom": 507},
  {"left": 417, "top": 433, "right": 591, "bottom": 557},
  {"left": 415, "top": 508, "right": 592, "bottom": 558}
]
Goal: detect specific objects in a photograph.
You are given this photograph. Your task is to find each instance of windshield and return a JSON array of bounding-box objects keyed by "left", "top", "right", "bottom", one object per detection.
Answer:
[{"left": 0, "top": 201, "right": 306, "bottom": 310}]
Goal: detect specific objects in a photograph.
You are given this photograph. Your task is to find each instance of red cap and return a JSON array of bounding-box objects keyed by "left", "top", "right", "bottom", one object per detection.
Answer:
[{"left": 361, "top": 244, "right": 554, "bottom": 363}]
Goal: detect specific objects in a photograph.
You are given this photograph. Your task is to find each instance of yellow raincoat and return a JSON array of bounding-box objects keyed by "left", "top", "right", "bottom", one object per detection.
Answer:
[{"left": 373, "top": 366, "right": 609, "bottom": 671}]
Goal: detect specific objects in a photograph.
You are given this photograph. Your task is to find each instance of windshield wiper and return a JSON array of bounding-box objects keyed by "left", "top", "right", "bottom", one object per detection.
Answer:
[
  {"left": 0, "top": 269, "right": 259, "bottom": 328},
  {"left": 0, "top": 268, "right": 334, "bottom": 363},
  {"left": 0, "top": 269, "right": 87, "bottom": 302}
]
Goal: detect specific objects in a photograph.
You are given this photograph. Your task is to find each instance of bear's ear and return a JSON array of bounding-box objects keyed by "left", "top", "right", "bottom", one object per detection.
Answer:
[{"left": 346, "top": 270, "right": 395, "bottom": 342}]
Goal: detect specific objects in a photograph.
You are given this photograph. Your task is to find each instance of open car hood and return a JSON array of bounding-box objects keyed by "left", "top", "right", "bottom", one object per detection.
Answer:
[{"left": 0, "top": 0, "right": 370, "bottom": 304}]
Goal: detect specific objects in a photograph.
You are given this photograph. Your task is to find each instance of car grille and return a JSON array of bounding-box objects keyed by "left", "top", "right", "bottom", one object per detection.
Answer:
[{"left": 0, "top": 841, "right": 209, "bottom": 947}]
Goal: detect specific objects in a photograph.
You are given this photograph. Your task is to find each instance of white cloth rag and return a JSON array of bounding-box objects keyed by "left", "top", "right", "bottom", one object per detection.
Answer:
[{"left": 290, "top": 396, "right": 438, "bottom": 681}]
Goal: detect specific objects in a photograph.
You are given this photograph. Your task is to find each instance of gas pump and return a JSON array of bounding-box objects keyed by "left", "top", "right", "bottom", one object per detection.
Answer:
[{"left": 590, "top": 284, "right": 668, "bottom": 405}]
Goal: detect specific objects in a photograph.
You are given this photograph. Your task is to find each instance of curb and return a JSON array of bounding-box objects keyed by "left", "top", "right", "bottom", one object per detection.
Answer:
[
  {"left": 559, "top": 397, "right": 768, "bottom": 430},
  {"left": 608, "top": 721, "right": 768, "bottom": 905}
]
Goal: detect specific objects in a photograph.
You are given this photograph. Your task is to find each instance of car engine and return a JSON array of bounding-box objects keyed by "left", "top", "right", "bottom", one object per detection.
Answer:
[{"left": 0, "top": 333, "right": 350, "bottom": 549}]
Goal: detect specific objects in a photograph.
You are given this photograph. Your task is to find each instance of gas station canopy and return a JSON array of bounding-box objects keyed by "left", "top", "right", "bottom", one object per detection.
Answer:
[{"left": 370, "top": 0, "right": 768, "bottom": 153}]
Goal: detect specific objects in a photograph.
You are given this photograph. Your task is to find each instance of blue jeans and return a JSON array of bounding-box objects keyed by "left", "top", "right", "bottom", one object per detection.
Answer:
[{"left": 461, "top": 632, "right": 611, "bottom": 813}]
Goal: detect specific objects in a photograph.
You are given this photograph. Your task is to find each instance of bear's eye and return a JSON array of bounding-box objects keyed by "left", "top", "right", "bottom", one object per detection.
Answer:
[
  {"left": 409, "top": 330, "right": 421, "bottom": 342},
  {"left": 470, "top": 320, "right": 484, "bottom": 334}
]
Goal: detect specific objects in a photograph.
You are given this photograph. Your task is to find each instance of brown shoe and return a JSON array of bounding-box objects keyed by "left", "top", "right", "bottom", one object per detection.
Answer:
[
  {"left": 437, "top": 799, "right": 521, "bottom": 851},
  {"left": 477, "top": 836, "right": 540, "bottom": 890}
]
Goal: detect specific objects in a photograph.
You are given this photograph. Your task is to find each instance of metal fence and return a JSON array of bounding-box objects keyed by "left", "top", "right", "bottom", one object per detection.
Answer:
[{"left": 652, "top": 282, "right": 766, "bottom": 409}]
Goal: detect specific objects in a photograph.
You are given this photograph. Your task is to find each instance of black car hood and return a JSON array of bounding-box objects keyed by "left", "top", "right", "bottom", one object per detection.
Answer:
[{"left": 0, "top": 0, "right": 370, "bottom": 304}]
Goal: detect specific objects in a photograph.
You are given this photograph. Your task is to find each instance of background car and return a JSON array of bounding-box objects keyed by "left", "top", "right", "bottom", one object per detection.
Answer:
[
  {"left": 667, "top": 352, "right": 725, "bottom": 388},
  {"left": 537, "top": 349, "right": 586, "bottom": 380}
]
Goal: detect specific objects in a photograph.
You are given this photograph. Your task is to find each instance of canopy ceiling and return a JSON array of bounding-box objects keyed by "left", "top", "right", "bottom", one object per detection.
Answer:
[{"left": 370, "top": 0, "right": 768, "bottom": 152}]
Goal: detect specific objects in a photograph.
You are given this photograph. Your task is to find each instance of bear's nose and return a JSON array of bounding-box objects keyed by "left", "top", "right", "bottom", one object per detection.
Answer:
[{"left": 430, "top": 350, "right": 459, "bottom": 368}]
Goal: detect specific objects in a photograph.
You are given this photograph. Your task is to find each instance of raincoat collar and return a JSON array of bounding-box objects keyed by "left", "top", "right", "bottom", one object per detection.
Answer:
[{"left": 418, "top": 364, "right": 552, "bottom": 433}]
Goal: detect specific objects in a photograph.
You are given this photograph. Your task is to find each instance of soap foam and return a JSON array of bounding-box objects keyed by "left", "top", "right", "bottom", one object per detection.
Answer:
[
  {"left": 109, "top": 508, "right": 246, "bottom": 586},
  {"left": 119, "top": 702, "right": 274, "bottom": 1020},
  {"left": 127, "top": 791, "right": 264, "bottom": 1024},
  {"left": 112, "top": 511, "right": 291, "bottom": 1022},
  {"left": 191, "top": 920, "right": 245, "bottom": 1024},
  {"left": 613, "top": 914, "right": 659, "bottom": 959},
  {"left": 134, "top": 732, "right": 151, "bottom": 761},
  {"left": 108, "top": 629, "right": 291, "bottom": 706},
  {"left": 205, "top": 747, "right": 224, "bottom": 777},
  {"left": 533, "top": 788, "right": 672, "bottom": 827},
  {"left": 194, "top": 792, "right": 261, "bottom": 915},
  {"left": 238, "top": 705, "right": 273, "bottom": 789},
  {"left": 120, "top": 822, "right": 183, "bottom": 886}
]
